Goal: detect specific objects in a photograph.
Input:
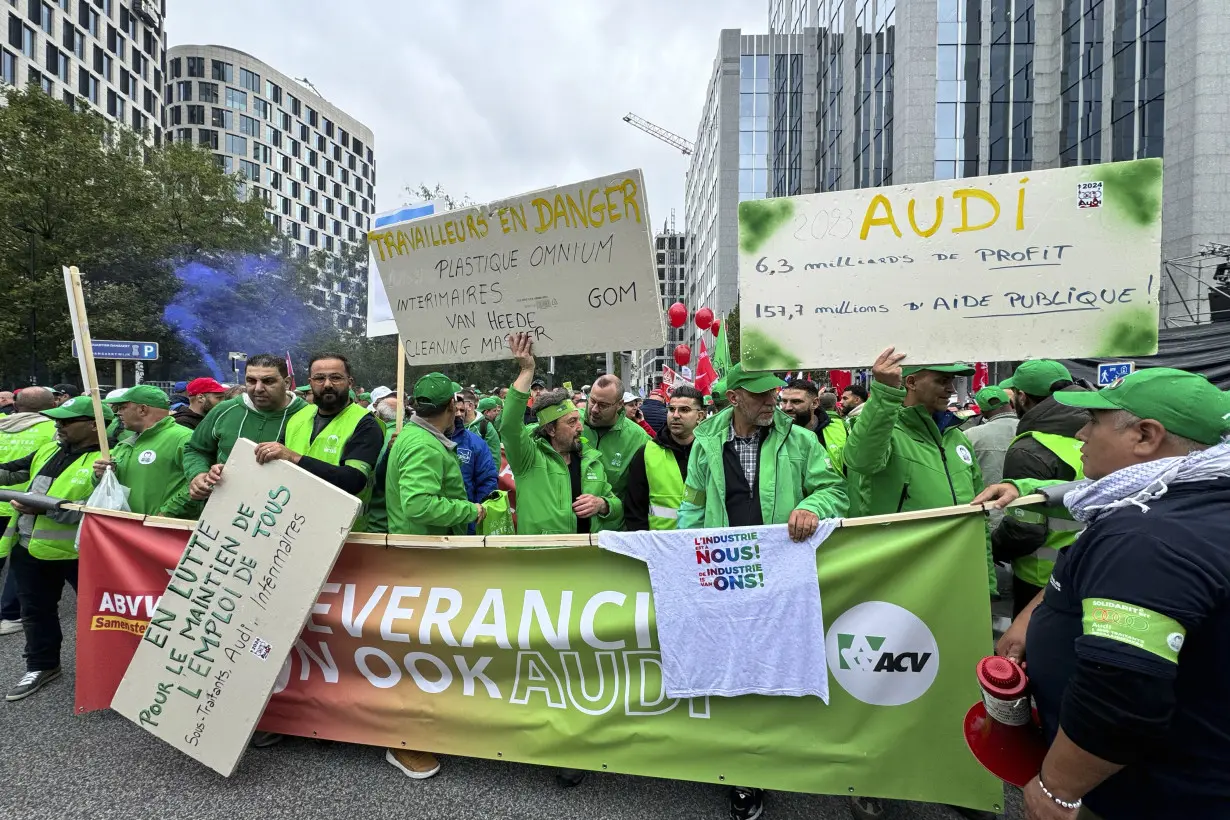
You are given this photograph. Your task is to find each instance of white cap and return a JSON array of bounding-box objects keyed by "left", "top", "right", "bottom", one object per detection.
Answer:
[
  {"left": 622, "top": 392, "right": 636, "bottom": 403},
  {"left": 369, "top": 386, "right": 394, "bottom": 403},
  {"left": 105, "top": 388, "right": 127, "bottom": 400}
]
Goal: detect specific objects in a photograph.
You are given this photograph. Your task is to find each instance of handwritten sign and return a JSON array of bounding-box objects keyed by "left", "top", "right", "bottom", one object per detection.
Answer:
[
  {"left": 737, "top": 159, "right": 1162, "bottom": 369},
  {"left": 110, "top": 439, "right": 360, "bottom": 776},
  {"left": 368, "top": 169, "right": 665, "bottom": 365}
]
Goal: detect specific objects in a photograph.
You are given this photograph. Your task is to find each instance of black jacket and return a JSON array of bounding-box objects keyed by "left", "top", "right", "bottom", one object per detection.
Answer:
[
  {"left": 1028, "top": 478, "right": 1230, "bottom": 817},
  {"left": 173, "top": 407, "right": 206, "bottom": 430},
  {"left": 992, "top": 386, "right": 1090, "bottom": 563},
  {"left": 623, "top": 424, "right": 693, "bottom": 531}
]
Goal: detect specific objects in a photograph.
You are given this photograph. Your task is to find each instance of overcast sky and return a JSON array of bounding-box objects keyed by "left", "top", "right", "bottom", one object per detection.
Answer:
[{"left": 169, "top": 0, "right": 766, "bottom": 228}]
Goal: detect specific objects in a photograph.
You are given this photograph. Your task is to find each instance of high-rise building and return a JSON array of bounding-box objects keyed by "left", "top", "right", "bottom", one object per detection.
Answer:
[
  {"left": 2, "top": 0, "right": 166, "bottom": 138},
  {"left": 635, "top": 222, "right": 688, "bottom": 390},
  {"left": 682, "top": 30, "right": 817, "bottom": 352},
  {"left": 164, "top": 45, "right": 376, "bottom": 331},
  {"left": 770, "top": 0, "right": 1230, "bottom": 324}
]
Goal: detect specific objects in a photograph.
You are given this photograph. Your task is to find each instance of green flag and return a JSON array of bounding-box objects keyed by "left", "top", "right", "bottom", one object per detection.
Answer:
[{"left": 713, "top": 320, "right": 732, "bottom": 378}]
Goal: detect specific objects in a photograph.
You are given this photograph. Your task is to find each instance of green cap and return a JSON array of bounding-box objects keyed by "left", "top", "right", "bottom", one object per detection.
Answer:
[
  {"left": 295, "top": 385, "right": 311, "bottom": 393},
  {"left": 1000, "top": 360, "right": 1072, "bottom": 397},
  {"left": 537, "top": 399, "right": 578, "bottom": 426},
  {"left": 42, "top": 395, "right": 114, "bottom": 423},
  {"left": 412, "top": 372, "right": 456, "bottom": 410},
  {"left": 711, "top": 377, "right": 726, "bottom": 396},
  {"left": 974, "top": 386, "right": 1011, "bottom": 410},
  {"left": 450, "top": 381, "right": 464, "bottom": 395},
  {"left": 104, "top": 384, "right": 170, "bottom": 409},
  {"left": 901, "top": 362, "right": 976, "bottom": 377},
  {"left": 1054, "top": 367, "right": 1230, "bottom": 445},
  {"left": 723, "top": 363, "right": 786, "bottom": 395},
  {"left": 358, "top": 392, "right": 371, "bottom": 401},
  {"left": 477, "top": 396, "right": 502, "bottom": 412}
]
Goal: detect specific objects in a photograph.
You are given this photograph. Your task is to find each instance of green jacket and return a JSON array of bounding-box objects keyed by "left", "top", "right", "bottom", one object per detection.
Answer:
[
  {"left": 501, "top": 387, "right": 623, "bottom": 535},
  {"left": 385, "top": 416, "right": 477, "bottom": 535},
  {"left": 182, "top": 393, "right": 308, "bottom": 480},
  {"left": 678, "top": 407, "right": 848, "bottom": 529},
  {"left": 0, "top": 414, "right": 57, "bottom": 521},
  {"left": 468, "top": 415, "right": 502, "bottom": 465},
  {"left": 843, "top": 380, "right": 993, "bottom": 590},
  {"left": 580, "top": 409, "right": 649, "bottom": 499},
  {"left": 366, "top": 426, "right": 396, "bottom": 534},
  {"left": 113, "top": 415, "right": 199, "bottom": 518}
]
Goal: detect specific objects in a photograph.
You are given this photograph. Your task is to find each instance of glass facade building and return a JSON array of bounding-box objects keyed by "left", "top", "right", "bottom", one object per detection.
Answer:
[{"left": 166, "top": 45, "right": 376, "bottom": 331}]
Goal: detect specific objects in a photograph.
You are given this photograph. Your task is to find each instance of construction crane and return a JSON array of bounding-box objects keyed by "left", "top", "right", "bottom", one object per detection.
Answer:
[{"left": 622, "top": 113, "right": 695, "bottom": 156}]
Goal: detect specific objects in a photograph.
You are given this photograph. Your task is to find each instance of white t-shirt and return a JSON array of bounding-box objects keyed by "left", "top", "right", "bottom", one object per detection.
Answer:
[{"left": 601, "top": 522, "right": 837, "bottom": 700}]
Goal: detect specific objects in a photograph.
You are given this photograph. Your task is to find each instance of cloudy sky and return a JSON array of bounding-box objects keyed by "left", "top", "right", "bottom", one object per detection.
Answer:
[{"left": 169, "top": 0, "right": 766, "bottom": 227}]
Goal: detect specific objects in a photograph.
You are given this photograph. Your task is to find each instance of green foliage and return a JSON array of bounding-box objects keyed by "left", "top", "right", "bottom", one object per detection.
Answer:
[
  {"left": 0, "top": 85, "right": 273, "bottom": 386},
  {"left": 724, "top": 303, "right": 741, "bottom": 364}
]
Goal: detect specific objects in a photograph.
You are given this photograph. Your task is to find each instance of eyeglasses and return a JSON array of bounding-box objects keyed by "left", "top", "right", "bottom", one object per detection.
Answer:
[
  {"left": 309, "top": 374, "right": 348, "bottom": 385},
  {"left": 588, "top": 399, "right": 617, "bottom": 412}
]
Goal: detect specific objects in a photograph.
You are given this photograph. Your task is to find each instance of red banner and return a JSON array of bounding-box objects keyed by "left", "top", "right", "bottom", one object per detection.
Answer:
[{"left": 828, "top": 370, "right": 853, "bottom": 394}]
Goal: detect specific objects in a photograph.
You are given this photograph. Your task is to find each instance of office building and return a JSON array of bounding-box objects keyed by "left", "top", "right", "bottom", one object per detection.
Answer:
[
  {"left": 683, "top": 29, "right": 817, "bottom": 352},
  {"left": 769, "top": 0, "right": 1230, "bottom": 324},
  {"left": 635, "top": 223, "right": 688, "bottom": 390},
  {"left": 165, "top": 45, "right": 376, "bottom": 331},
  {"left": 3, "top": 0, "right": 166, "bottom": 138}
]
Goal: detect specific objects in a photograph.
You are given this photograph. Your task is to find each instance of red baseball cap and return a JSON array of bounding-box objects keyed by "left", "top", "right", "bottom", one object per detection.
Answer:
[{"left": 186, "top": 377, "right": 226, "bottom": 396}]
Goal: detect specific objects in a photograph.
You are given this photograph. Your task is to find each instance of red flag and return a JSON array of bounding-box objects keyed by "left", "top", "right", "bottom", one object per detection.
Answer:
[
  {"left": 661, "top": 366, "right": 676, "bottom": 390},
  {"left": 973, "top": 362, "right": 989, "bottom": 391},
  {"left": 285, "top": 351, "right": 296, "bottom": 390},
  {"left": 829, "top": 370, "right": 853, "bottom": 393},
  {"left": 695, "top": 340, "right": 719, "bottom": 396}
]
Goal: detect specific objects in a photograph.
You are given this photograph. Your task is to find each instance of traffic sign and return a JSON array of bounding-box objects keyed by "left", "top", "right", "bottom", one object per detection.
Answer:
[
  {"left": 1097, "top": 361, "right": 1134, "bottom": 386},
  {"left": 71, "top": 340, "right": 159, "bottom": 361}
]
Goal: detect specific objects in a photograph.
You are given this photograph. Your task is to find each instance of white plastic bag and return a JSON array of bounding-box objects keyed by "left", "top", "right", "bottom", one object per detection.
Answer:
[{"left": 74, "top": 467, "right": 131, "bottom": 552}]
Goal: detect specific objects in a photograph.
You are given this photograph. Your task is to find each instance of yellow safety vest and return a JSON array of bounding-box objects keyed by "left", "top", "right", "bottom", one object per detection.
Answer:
[
  {"left": 1008, "top": 431, "right": 1085, "bottom": 587},
  {"left": 0, "top": 442, "right": 100, "bottom": 560},
  {"left": 0, "top": 419, "right": 57, "bottom": 521},
  {"left": 820, "top": 418, "right": 847, "bottom": 473},
  {"left": 643, "top": 441, "right": 685, "bottom": 530},
  {"left": 285, "top": 403, "right": 373, "bottom": 532}
]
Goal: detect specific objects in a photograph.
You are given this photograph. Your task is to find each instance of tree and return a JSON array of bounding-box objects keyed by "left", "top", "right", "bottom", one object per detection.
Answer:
[
  {"left": 403, "top": 182, "right": 474, "bottom": 211},
  {"left": 0, "top": 86, "right": 272, "bottom": 386},
  {"left": 723, "top": 303, "right": 741, "bottom": 365}
]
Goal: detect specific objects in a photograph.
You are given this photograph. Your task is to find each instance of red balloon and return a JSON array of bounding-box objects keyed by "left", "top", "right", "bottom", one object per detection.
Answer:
[
  {"left": 711, "top": 319, "right": 721, "bottom": 336},
  {"left": 673, "top": 344, "right": 691, "bottom": 367},
  {"left": 695, "top": 306, "right": 714, "bottom": 331},
  {"left": 668, "top": 302, "right": 688, "bottom": 328}
]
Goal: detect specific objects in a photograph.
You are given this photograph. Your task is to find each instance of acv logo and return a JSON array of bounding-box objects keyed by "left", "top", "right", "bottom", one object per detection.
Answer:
[{"left": 826, "top": 602, "right": 940, "bottom": 706}]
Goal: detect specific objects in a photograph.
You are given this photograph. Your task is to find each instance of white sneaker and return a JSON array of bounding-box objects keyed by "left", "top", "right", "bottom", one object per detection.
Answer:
[{"left": 0, "top": 619, "right": 21, "bottom": 636}]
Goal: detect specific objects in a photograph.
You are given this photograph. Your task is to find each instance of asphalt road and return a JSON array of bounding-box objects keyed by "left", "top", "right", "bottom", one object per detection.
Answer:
[{"left": 0, "top": 570, "right": 1025, "bottom": 820}]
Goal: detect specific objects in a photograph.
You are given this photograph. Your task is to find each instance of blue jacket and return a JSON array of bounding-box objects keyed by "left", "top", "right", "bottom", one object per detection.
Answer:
[{"left": 449, "top": 419, "right": 498, "bottom": 504}]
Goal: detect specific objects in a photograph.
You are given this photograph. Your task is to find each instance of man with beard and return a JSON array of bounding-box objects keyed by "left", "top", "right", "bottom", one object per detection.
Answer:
[
  {"left": 254, "top": 353, "right": 383, "bottom": 530},
  {"left": 183, "top": 354, "right": 309, "bottom": 506},
  {"left": 992, "top": 360, "right": 1089, "bottom": 616},
  {"left": 623, "top": 385, "right": 704, "bottom": 531},
  {"left": 840, "top": 383, "right": 868, "bottom": 426},
  {"left": 779, "top": 379, "right": 847, "bottom": 472},
  {"left": 500, "top": 333, "right": 622, "bottom": 536},
  {"left": 172, "top": 378, "right": 227, "bottom": 431},
  {"left": 581, "top": 374, "right": 649, "bottom": 499}
]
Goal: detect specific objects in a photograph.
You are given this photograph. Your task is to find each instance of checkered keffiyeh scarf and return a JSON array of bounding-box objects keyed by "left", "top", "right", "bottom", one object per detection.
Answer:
[{"left": 1064, "top": 438, "right": 1230, "bottom": 523}]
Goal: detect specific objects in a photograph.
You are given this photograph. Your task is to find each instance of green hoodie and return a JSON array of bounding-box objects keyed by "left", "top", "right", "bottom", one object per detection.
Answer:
[
  {"left": 501, "top": 387, "right": 622, "bottom": 535},
  {"left": 842, "top": 380, "right": 993, "bottom": 591},
  {"left": 467, "top": 415, "right": 502, "bottom": 465},
  {"left": 182, "top": 393, "right": 308, "bottom": 480},
  {"left": 678, "top": 406, "right": 848, "bottom": 529},
  {"left": 580, "top": 408, "right": 649, "bottom": 498},
  {"left": 385, "top": 415, "right": 477, "bottom": 535},
  {"left": 113, "top": 415, "right": 198, "bottom": 518}
]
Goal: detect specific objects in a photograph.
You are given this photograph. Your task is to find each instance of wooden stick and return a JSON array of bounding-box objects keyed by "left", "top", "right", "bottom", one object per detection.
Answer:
[
  {"left": 395, "top": 335, "right": 407, "bottom": 433},
  {"left": 70, "top": 495, "right": 1050, "bottom": 547},
  {"left": 65, "top": 266, "right": 111, "bottom": 460}
]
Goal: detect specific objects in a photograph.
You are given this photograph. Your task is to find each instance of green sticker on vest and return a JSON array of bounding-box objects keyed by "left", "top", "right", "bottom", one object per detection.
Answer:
[{"left": 1081, "top": 598, "right": 1185, "bottom": 663}]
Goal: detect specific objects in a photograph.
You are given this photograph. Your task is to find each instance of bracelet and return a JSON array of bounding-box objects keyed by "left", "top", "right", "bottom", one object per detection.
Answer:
[{"left": 1037, "top": 777, "right": 1082, "bottom": 811}]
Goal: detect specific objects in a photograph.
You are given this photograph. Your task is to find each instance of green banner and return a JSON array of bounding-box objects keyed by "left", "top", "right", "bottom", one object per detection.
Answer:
[{"left": 253, "top": 514, "right": 1001, "bottom": 810}]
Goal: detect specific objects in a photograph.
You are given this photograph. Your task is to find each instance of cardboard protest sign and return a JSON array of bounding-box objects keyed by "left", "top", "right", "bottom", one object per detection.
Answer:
[
  {"left": 368, "top": 170, "right": 666, "bottom": 365},
  {"left": 738, "top": 159, "right": 1163, "bottom": 369},
  {"left": 110, "top": 439, "right": 360, "bottom": 776}
]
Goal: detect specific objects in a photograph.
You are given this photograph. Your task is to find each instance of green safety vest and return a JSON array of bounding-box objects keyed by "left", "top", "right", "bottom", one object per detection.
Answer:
[
  {"left": 820, "top": 418, "right": 847, "bottom": 473},
  {"left": 0, "top": 442, "right": 100, "bottom": 560},
  {"left": 1008, "top": 431, "right": 1086, "bottom": 586},
  {"left": 0, "top": 419, "right": 57, "bottom": 521},
  {"left": 285, "top": 403, "right": 373, "bottom": 532},
  {"left": 643, "top": 441, "right": 685, "bottom": 530}
]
